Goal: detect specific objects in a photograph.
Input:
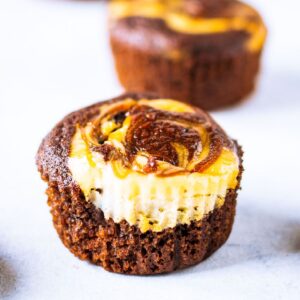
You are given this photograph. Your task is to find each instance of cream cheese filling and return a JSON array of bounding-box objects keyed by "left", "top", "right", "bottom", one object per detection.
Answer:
[
  {"left": 69, "top": 131, "right": 239, "bottom": 233},
  {"left": 68, "top": 99, "right": 240, "bottom": 233}
]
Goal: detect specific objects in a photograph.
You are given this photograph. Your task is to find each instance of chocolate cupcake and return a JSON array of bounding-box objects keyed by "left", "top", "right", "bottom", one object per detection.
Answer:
[
  {"left": 109, "top": 0, "right": 267, "bottom": 110},
  {"left": 36, "top": 93, "right": 243, "bottom": 274}
]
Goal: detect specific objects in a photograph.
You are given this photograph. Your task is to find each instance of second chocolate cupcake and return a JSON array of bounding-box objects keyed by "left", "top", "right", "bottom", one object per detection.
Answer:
[{"left": 109, "top": 0, "right": 267, "bottom": 110}]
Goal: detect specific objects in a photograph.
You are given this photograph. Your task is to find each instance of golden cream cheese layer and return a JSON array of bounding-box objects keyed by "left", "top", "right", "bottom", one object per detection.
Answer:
[
  {"left": 68, "top": 99, "right": 240, "bottom": 233},
  {"left": 109, "top": 0, "right": 267, "bottom": 52}
]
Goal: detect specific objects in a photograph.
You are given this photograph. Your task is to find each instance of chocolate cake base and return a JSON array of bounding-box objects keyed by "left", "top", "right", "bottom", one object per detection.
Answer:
[
  {"left": 111, "top": 37, "right": 261, "bottom": 111},
  {"left": 45, "top": 180, "right": 237, "bottom": 275}
]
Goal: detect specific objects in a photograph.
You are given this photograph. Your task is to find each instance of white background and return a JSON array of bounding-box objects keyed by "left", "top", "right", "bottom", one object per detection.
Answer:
[{"left": 0, "top": 0, "right": 300, "bottom": 299}]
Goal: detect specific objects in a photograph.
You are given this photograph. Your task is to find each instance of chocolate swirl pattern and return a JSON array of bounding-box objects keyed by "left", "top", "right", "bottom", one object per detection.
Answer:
[
  {"left": 110, "top": 0, "right": 267, "bottom": 52},
  {"left": 77, "top": 99, "right": 228, "bottom": 177}
]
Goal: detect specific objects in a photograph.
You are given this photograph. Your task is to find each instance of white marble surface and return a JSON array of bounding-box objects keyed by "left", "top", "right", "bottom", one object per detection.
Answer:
[{"left": 0, "top": 0, "right": 300, "bottom": 299}]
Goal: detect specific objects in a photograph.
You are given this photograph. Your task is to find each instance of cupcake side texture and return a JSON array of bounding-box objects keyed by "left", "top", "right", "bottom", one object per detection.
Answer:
[
  {"left": 36, "top": 93, "right": 243, "bottom": 274},
  {"left": 109, "top": 0, "right": 267, "bottom": 110}
]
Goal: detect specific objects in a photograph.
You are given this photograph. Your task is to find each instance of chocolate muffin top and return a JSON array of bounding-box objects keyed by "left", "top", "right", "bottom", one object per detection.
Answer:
[{"left": 109, "top": 0, "right": 267, "bottom": 57}]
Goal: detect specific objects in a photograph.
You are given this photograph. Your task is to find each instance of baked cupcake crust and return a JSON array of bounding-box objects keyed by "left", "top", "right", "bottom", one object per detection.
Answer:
[
  {"left": 36, "top": 93, "right": 243, "bottom": 274},
  {"left": 109, "top": 0, "right": 266, "bottom": 110}
]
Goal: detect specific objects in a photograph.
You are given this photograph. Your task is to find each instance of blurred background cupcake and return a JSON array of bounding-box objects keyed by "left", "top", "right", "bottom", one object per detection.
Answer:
[{"left": 109, "top": 0, "right": 267, "bottom": 110}]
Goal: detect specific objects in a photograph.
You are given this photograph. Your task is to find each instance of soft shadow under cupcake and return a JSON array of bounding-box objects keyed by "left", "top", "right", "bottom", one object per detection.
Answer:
[
  {"left": 0, "top": 258, "right": 17, "bottom": 299},
  {"left": 173, "top": 205, "right": 300, "bottom": 275}
]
